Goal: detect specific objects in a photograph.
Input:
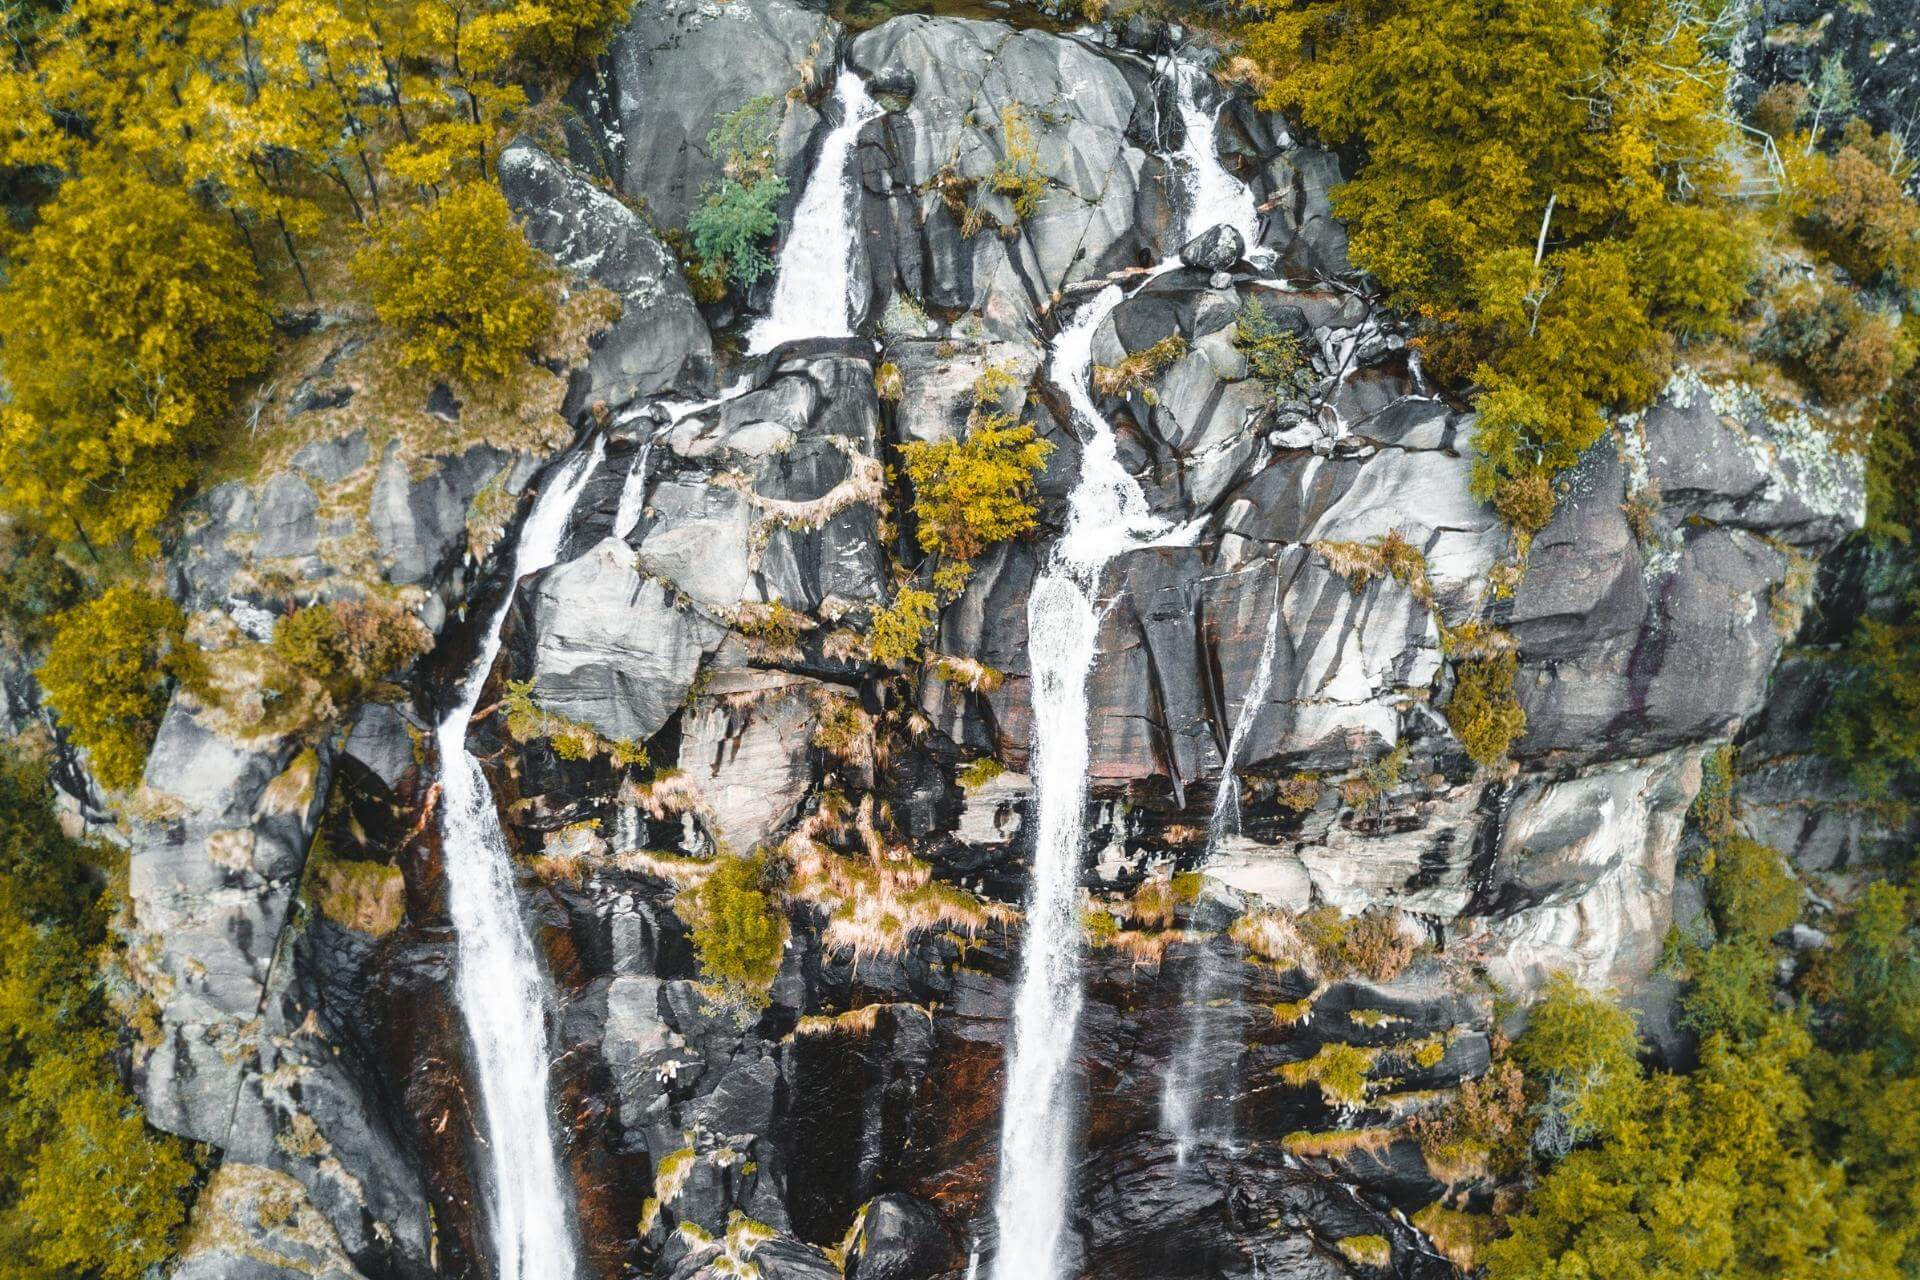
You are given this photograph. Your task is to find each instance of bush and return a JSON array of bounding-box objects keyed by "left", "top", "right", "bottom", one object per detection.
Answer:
[
  {"left": 352, "top": 183, "right": 557, "bottom": 385},
  {"left": 689, "top": 97, "right": 788, "bottom": 287},
  {"left": 899, "top": 413, "right": 1053, "bottom": 566},
  {"left": 986, "top": 103, "right": 1046, "bottom": 222},
  {"left": 1680, "top": 934, "right": 1776, "bottom": 1043},
  {"left": 1801, "top": 143, "right": 1920, "bottom": 290},
  {"left": 0, "top": 750, "right": 195, "bottom": 1276},
  {"left": 1708, "top": 836, "right": 1800, "bottom": 940},
  {"left": 268, "top": 597, "right": 430, "bottom": 723},
  {"left": 679, "top": 853, "right": 788, "bottom": 1006},
  {"left": 0, "top": 170, "right": 271, "bottom": 549},
  {"left": 1445, "top": 646, "right": 1527, "bottom": 767},
  {"left": 1765, "top": 285, "right": 1898, "bottom": 408},
  {"left": 1821, "top": 585, "right": 1920, "bottom": 811},
  {"left": 867, "top": 587, "right": 939, "bottom": 666},
  {"left": 1234, "top": 298, "right": 1308, "bottom": 400},
  {"left": 0, "top": 526, "right": 84, "bottom": 649},
  {"left": 38, "top": 586, "right": 191, "bottom": 791}
]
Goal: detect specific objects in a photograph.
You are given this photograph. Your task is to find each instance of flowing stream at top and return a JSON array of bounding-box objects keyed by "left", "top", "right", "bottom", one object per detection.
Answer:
[
  {"left": 436, "top": 436, "right": 606, "bottom": 1280},
  {"left": 748, "top": 70, "right": 884, "bottom": 354},
  {"left": 1171, "top": 59, "right": 1260, "bottom": 250},
  {"left": 990, "top": 58, "right": 1267, "bottom": 1277}
]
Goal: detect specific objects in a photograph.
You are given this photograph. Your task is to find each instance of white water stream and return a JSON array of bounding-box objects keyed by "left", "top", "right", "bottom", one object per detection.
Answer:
[
  {"left": 990, "top": 57, "right": 1268, "bottom": 1277},
  {"left": 1171, "top": 60, "right": 1260, "bottom": 252},
  {"left": 748, "top": 70, "right": 884, "bottom": 354},
  {"left": 436, "top": 436, "right": 606, "bottom": 1280}
]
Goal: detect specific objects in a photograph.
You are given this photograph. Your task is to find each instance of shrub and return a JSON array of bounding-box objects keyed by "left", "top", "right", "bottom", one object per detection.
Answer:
[
  {"left": 0, "top": 750, "right": 195, "bottom": 1276},
  {"left": 1512, "top": 975, "right": 1641, "bottom": 1141},
  {"left": 1234, "top": 298, "right": 1307, "bottom": 399},
  {"left": 0, "top": 170, "right": 271, "bottom": 550},
  {"left": 679, "top": 853, "right": 787, "bottom": 1006},
  {"left": 1821, "top": 585, "right": 1920, "bottom": 812},
  {"left": 1279, "top": 1041, "right": 1376, "bottom": 1107},
  {"left": 38, "top": 586, "right": 191, "bottom": 791},
  {"left": 1337, "top": 1236, "right": 1391, "bottom": 1268},
  {"left": 1342, "top": 909, "right": 1417, "bottom": 982},
  {"left": 1801, "top": 143, "right": 1920, "bottom": 290},
  {"left": 899, "top": 413, "right": 1053, "bottom": 565},
  {"left": 1445, "top": 645, "right": 1527, "bottom": 767},
  {"left": 689, "top": 97, "right": 788, "bottom": 287},
  {"left": 1492, "top": 467, "right": 1556, "bottom": 533},
  {"left": 867, "top": 587, "right": 939, "bottom": 666},
  {"left": 1679, "top": 934, "right": 1776, "bottom": 1043},
  {"left": 1406, "top": 1058, "right": 1529, "bottom": 1179},
  {"left": 986, "top": 103, "right": 1046, "bottom": 221},
  {"left": 1751, "top": 82, "right": 1808, "bottom": 140},
  {"left": 267, "top": 597, "right": 430, "bottom": 725},
  {"left": 1765, "top": 285, "right": 1898, "bottom": 408},
  {"left": 1092, "top": 333, "right": 1188, "bottom": 399},
  {"left": 0, "top": 526, "right": 84, "bottom": 649},
  {"left": 353, "top": 183, "right": 557, "bottom": 385},
  {"left": 1708, "top": 836, "right": 1800, "bottom": 940}
]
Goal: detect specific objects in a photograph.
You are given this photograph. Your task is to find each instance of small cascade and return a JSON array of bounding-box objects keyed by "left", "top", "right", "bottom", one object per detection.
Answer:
[
  {"left": 748, "top": 70, "right": 884, "bottom": 354},
  {"left": 990, "top": 284, "right": 1187, "bottom": 1280},
  {"left": 611, "top": 434, "right": 658, "bottom": 542},
  {"left": 1160, "top": 565, "right": 1285, "bottom": 1163},
  {"left": 1170, "top": 59, "right": 1260, "bottom": 251},
  {"left": 435, "top": 435, "right": 606, "bottom": 1280}
]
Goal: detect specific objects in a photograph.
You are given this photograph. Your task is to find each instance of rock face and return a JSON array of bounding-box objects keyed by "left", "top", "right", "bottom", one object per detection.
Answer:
[{"left": 30, "top": 4, "right": 1884, "bottom": 1280}]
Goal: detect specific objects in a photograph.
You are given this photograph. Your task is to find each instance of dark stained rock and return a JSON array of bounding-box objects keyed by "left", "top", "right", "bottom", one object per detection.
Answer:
[
  {"left": 845, "top": 1194, "right": 962, "bottom": 1280},
  {"left": 1180, "top": 222, "right": 1245, "bottom": 271}
]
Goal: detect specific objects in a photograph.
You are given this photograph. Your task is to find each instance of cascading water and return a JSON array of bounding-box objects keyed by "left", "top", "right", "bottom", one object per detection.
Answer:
[
  {"left": 1160, "top": 565, "right": 1285, "bottom": 1162},
  {"left": 435, "top": 435, "right": 606, "bottom": 1280},
  {"left": 1170, "top": 59, "right": 1260, "bottom": 251},
  {"left": 990, "top": 65, "right": 1265, "bottom": 1278},
  {"left": 747, "top": 69, "right": 884, "bottom": 354},
  {"left": 990, "top": 284, "right": 1187, "bottom": 1280}
]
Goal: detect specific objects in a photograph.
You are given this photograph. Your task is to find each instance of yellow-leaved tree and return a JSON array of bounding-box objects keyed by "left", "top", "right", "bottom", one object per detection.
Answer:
[
  {"left": 1245, "top": 0, "right": 1757, "bottom": 529},
  {"left": 0, "top": 171, "right": 272, "bottom": 551},
  {"left": 350, "top": 182, "right": 557, "bottom": 384}
]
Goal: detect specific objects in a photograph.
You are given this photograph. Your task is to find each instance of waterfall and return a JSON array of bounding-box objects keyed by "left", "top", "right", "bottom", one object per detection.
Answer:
[
  {"left": 990, "top": 286, "right": 1180, "bottom": 1280},
  {"left": 747, "top": 70, "right": 884, "bottom": 354},
  {"left": 1170, "top": 59, "right": 1260, "bottom": 253},
  {"left": 435, "top": 435, "right": 606, "bottom": 1280},
  {"left": 990, "top": 63, "right": 1262, "bottom": 1275},
  {"left": 1161, "top": 564, "right": 1284, "bottom": 1163}
]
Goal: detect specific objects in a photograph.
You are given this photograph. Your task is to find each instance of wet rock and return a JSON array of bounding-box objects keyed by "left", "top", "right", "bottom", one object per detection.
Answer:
[
  {"left": 370, "top": 441, "right": 508, "bottom": 586},
  {"left": 846, "top": 1194, "right": 961, "bottom": 1280},
  {"left": 581, "top": 0, "right": 834, "bottom": 232},
  {"left": 1180, "top": 223, "right": 1245, "bottom": 271}
]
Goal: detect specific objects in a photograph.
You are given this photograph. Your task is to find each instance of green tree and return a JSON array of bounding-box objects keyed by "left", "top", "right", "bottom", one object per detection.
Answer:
[
  {"left": 899, "top": 412, "right": 1053, "bottom": 576},
  {"left": 0, "top": 170, "right": 271, "bottom": 550},
  {"left": 37, "top": 586, "right": 191, "bottom": 792},
  {"left": 688, "top": 96, "right": 788, "bottom": 287},
  {"left": 351, "top": 182, "right": 557, "bottom": 384}
]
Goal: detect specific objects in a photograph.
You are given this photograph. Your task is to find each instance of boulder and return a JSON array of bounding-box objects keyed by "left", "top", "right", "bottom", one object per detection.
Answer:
[
  {"left": 499, "top": 142, "right": 713, "bottom": 407},
  {"left": 845, "top": 1194, "right": 962, "bottom": 1280},
  {"left": 1179, "top": 223, "right": 1244, "bottom": 271},
  {"left": 506, "top": 537, "right": 728, "bottom": 747}
]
